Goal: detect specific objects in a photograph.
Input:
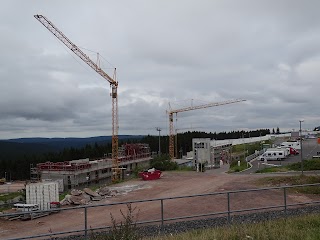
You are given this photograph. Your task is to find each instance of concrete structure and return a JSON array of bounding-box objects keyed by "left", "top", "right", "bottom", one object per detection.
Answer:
[
  {"left": 26, "top": 182, "right": 59, "bottom": 210},
  {"left": 42, "top": 179, "right": 64, "bottom": 193},
  {"left": 35, "top": 143, "right": 151, "bottom": 189},
  {"left": 174, "top": 159, "right": 193, "bottom": 168},
  {"left": 192, "top": 138, "right": 232, "bottom": 169}
]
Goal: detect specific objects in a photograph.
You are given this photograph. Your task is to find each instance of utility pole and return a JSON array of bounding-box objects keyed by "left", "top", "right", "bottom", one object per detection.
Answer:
[
  {"left": 299, "top": 120, "right": 304, "bottom": 175},
  {"left": 242, "top": 132, "right": 246, "bottom": 161},
  {"left": 156, "top": 127, "right": 162, "bottom": 156}
]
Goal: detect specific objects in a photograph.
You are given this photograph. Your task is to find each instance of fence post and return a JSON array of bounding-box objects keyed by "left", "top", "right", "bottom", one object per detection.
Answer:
[
  {"left": 84, "top": 206, "right": 88, "bottom": 239},
  {"left": 227, "top": 192, "right": 231, "bottom": 224},
  {"left": 283, "top": 187, "right": 287, "bottom": 216},
  {"left": 161, "top": 199, "right": 164, "bottom": 227}
]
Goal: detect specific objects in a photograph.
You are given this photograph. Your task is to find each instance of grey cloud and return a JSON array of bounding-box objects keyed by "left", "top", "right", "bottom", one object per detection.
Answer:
[{"left": 0, "top": 0, "right": 320, "bottom": 139}]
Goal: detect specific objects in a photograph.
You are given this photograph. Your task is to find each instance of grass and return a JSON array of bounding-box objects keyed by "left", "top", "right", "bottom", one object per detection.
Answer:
[
  {"left": 145, "top": 213, "right": 320, "bottom": 240},
  {"left": 90, "top": 203, "right": 141, "bottom": 240},
  {"left": 0, "top": 192, "right": 23, "bottom": 212},
  {"left": 177, "top": 166, "right": 194, "bottom": 171},
  {"left": 228, "top": 159, "right": 249, "bottom": 173},
  {"left": 288, "top": 159, "right": 320, "bottom": 171},
  {"left": 256, "top": 175, "right": 320, "bottom": 194},
  {"left": 256, "top": 159, "right": 320, "bottom": 173},
  {"left": 59, "top": 191, "right": 70, "bottom": 201},
  {"left": 256, "top": 166, "right": 289, "bottom": 173},
  {"left": 256, "top": 175, "right": 320, "bottom": 186},
  {"left": 0, "top": 192, "right": 22, "bottom": 202},
  {"left": 232, "top": 140, "right": 272, "bottom": 155},
  {"left": 0, "top": 206, "right": 10, "bottom": 212}
]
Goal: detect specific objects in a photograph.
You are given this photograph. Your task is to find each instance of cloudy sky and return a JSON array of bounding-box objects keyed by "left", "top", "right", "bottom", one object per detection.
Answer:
[{"left": 1, "top": 0, "right": 320, "bottom": 139}]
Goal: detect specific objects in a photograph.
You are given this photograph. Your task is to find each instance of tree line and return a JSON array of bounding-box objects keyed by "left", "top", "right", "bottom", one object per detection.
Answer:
[{"left": 0, "top": 129, "right": 270, "bottom": 180}]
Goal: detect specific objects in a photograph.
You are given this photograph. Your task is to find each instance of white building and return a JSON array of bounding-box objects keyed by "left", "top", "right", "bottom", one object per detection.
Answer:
[{"left": 192, "top": 138, "right": 232, "bottom": 169}]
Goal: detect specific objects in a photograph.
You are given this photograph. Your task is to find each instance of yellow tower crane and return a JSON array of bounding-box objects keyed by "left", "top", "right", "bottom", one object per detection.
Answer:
[
  {"left": 34, "top": 15, "right": 121, "bottom": 181},
  {"left": 168, "top": 99, "right": 246, "bottom": 160}
]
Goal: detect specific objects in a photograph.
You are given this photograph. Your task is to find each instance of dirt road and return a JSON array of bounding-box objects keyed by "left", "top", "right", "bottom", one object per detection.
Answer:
[
  {"left": 0, "top": 182, "right": 25, "bottom": 194},
  {"left": 1, "top": 166, "right": 319, "bottom": 239}
]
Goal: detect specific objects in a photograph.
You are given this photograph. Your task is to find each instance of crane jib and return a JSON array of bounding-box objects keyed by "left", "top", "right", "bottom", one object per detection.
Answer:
[{"left": 35, "top": 14, "right": 121, "bottom": 182}]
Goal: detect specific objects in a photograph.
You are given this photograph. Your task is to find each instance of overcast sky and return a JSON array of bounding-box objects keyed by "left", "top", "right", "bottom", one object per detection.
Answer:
[{"left": 1, "top": 0, "right": 320, "bottom": 139}]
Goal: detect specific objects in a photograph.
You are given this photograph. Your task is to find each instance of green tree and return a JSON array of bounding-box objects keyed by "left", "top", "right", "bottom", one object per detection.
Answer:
[{"left": 150, "top": 154, "right": 178, "bottom": 171}]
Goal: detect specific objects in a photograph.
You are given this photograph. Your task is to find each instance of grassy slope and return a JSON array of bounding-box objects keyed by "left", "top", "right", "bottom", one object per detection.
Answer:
[
  {"left": 146, "top": 214, "right": 320, "bottom": 240},
  {"left": 256, "top": 159, "right": 320, "bottom": 173}
]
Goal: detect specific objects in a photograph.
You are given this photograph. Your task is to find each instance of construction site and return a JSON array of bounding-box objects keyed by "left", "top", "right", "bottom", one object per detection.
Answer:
[
  {"left": 1, "top": 1, "right": 320, "bottom": 239},
  {"left": 31, "top": 15, "right": 247, "bottom": 185},
  {"left": 0, "top": 14, "right": 256, "bottom": 239},
  {"left": 31, "top": 143, "right": 151, "bottom": 190}
]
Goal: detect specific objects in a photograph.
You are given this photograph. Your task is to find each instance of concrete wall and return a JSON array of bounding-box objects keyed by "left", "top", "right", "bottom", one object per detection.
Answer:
[{"left": 26, "top": 182, "right": 59, "bottom": 210}]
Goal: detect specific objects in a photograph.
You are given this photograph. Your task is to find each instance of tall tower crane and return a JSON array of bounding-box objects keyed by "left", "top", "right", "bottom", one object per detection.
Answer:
[
  {"left": 34, "top": 15, "right": 121, "bottom": 181},
  {"left": 168, "top": 99, "right": 246, "bottom": 159}
]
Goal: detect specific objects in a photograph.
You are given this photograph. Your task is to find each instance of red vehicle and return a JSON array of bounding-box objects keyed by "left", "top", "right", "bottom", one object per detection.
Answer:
[
  {"left": 289, "top": 147, "right": 299, "bottom": 155},
  {"left": 138, "top": 168, "right": 162, "bottom": 180}
]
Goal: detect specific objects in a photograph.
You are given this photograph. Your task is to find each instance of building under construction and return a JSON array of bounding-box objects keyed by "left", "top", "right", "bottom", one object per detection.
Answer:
[{"left": 31, "top": 143, "right": 151, "bottom": 189}]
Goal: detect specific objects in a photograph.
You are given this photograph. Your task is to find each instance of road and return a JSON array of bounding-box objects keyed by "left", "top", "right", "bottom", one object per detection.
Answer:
[
  {"left": 243, "top": 138, "right": 320, "bottom": 174},
  {"left": 0, "top": 182, "right": 25, "bottom": 194}
]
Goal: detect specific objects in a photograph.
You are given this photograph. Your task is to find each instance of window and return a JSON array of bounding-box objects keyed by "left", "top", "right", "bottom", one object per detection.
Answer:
[
  {"left": 279, "top": 153, "right": 283, "bottom": 155},
  {"left": 194, "top": 142, "right": 205, "bottom": 149}
]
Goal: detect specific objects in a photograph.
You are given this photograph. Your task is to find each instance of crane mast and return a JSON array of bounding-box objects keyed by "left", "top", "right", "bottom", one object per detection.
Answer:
[
  {"left": 168, "top": 99, "right": 246, "bottom": 160},
  {"left": 34, "top": 15, "right": 121, "bottom": 181}
]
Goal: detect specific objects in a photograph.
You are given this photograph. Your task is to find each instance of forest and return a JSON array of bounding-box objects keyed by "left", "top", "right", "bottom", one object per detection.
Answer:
[{"left": 0, "top": 129, "right": 270, "bottom": 180}]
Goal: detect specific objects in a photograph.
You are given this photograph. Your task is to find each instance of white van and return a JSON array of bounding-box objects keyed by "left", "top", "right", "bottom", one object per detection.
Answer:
[
  {"left": 280, "top": 141, "right": 301, "bottom": 150},
  {"left": 259, "top": 148, "right": 286, "bottom": 161}
]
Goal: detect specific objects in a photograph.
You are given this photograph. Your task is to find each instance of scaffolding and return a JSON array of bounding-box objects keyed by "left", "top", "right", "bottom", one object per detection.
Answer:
[
  {"left": 30, "top": 164, "right": 40, "bottom": 182},
  {"left": 35, "top": 143, "right": 151, "bottom": 187}
]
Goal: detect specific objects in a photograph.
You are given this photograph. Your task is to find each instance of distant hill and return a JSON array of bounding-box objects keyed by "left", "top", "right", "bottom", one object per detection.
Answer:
[
  {"left": 0, "top": 141, "right": 54, "bottom": 160},
  {"left": 0, "top": 135, "right": 144, "bottom": 158}
]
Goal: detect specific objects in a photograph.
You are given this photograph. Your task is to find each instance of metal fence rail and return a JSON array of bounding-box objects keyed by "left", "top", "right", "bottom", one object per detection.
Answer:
[{"left": 2, "top": 183, "right": 320, "bottom": 240}]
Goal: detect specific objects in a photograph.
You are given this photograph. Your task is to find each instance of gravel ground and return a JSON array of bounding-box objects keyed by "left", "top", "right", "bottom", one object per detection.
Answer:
[{"left": 54, "top": 204, "right": 320, "bottom": 239}]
